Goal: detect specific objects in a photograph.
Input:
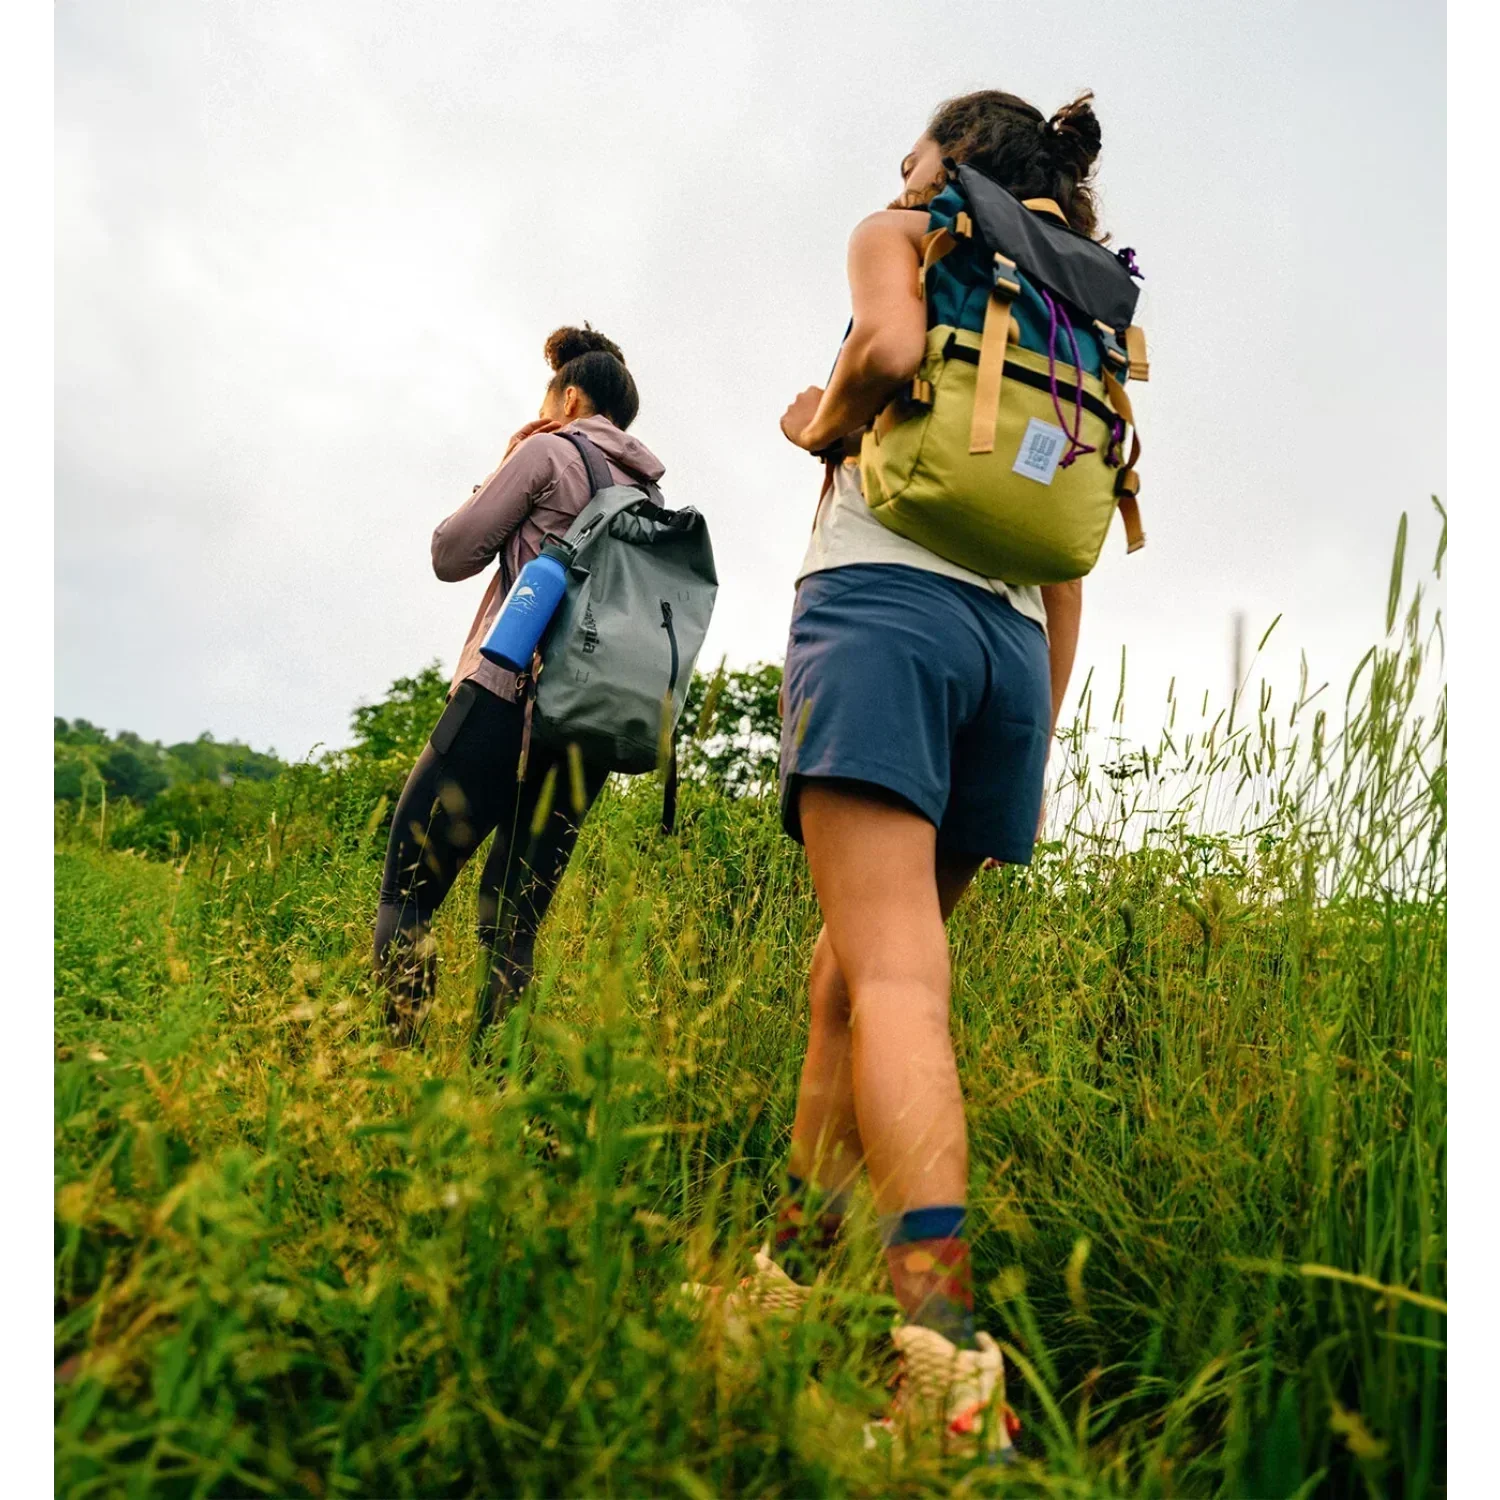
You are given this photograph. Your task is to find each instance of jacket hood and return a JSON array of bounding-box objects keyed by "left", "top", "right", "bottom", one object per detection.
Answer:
[{"left": 561, "top": 414, "right": 666, "bottom": 483}]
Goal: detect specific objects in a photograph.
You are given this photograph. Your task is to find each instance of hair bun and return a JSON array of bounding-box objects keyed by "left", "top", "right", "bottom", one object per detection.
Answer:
[
  {"left": 544, "top": 323, "right": 626, "bottom": 372},
  {"left": 1046, "top": 92, "right": 1102, "bottom": 176}
]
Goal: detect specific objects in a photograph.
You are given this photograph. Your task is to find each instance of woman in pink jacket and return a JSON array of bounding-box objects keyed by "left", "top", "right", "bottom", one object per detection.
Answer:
[{"left": 373, "top": 326, "right": 665, "bottom": 1048}]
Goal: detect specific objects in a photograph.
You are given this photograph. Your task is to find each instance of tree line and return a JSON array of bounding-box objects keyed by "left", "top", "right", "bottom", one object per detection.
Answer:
[{"left": 55, "top": 661, "right": 784, "bottom": 854}]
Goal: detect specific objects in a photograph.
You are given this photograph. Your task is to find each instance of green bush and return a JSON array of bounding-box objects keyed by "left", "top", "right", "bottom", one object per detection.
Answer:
[{"left": 115, "top": 779, "right": 281, "bottom": 857}]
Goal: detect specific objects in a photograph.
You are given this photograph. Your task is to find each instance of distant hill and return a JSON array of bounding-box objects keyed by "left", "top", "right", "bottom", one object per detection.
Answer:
[{"left": 54, "top": 718, "right": 285, "bottom": 805}]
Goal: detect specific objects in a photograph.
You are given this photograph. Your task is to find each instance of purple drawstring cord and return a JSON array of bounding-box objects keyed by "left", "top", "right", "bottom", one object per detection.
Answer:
[
  {"left": 1040, "top": 288, "right": 1096, "bottom": 468},
  {"left": 1118, "top": 246, "right": 1144, "bottom": 279},
  {"left": 1042, "top": 290, "right": 1067, "bottom": 437},
  {"left": 1057, "top": 305, "right": 1095, "bottom": 467}
]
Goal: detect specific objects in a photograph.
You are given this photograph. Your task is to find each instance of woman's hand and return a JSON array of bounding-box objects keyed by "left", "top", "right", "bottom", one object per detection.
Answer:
[
  {"left": 780, "top": 387, "right": 825, "bottom": 450},
  {"left": 503, "top": 418, "right": 562, "bottom": 464}
]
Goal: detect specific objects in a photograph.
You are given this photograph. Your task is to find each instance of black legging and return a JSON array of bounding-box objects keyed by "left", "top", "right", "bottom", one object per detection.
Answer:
[{"left": 373, "top": 681, "right": 609, "bottom": 1041}]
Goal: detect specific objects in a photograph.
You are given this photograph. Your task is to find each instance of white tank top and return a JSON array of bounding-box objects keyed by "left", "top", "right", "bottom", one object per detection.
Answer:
[{"left": 797, "top": 460, "right": 1048, "bottom": 634}]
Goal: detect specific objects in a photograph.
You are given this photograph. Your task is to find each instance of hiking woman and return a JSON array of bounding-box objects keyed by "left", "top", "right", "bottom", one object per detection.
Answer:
[
  {"left": 758, "top": 92, "right": 1106, "bottom": 1447},
  {"left": 373, "top": 325, "right": 662, "bottom": 1046}
]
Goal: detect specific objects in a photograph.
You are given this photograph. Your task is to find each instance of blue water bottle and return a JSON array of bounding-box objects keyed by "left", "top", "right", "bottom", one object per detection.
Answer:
[{"left": 480, "top": 538, "right": 574, "bottom": 672}]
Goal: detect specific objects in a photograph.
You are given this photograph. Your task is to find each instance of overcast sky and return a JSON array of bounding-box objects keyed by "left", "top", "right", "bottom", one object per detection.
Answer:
[{"left": 55, "top": 0, "right": 1444, "bottom": 759}]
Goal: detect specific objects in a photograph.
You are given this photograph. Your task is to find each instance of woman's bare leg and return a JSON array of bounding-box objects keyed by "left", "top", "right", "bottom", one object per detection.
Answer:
[
  {"left": 789, "top": 780, "right": 984, "bottom": 1344},
  {"left": 787, "top": 854, "right": 981, "bottom": 1202},
  {"left": 798, "top": 782, "right": 981, "bottom": 1216}
]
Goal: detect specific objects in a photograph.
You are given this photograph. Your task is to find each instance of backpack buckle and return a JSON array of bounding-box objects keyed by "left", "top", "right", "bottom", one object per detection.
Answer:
[{"left": 1094, "top": 320, "right": 1129, "bottom": 374}]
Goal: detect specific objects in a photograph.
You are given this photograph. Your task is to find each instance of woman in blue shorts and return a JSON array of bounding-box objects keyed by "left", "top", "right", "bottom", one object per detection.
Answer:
[{"left": 750, "top": 90, "right": 1100, "bottom": 1448}]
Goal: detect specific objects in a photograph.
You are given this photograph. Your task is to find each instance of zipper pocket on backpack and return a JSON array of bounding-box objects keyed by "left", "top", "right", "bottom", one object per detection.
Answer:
[
  {"left": 660, "top": 600, "right": 680, "bottom": 695},
  {"left": 941, "top": 331, "right": 1116, "bottom": 428}
]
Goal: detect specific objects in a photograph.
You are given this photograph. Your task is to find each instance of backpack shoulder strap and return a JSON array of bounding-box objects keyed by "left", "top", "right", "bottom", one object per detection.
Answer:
[
  {"left": 917, "top": 226, "right": 957, "bottom": 297},
  {"left": 556, "top": 429, "right": 617, "bottom": 496},
  {"left": 554, "top": 429, "right": 646, "bottom": 551},
  {"left": 661, "top": 741, "right": 678, "bottom": 836}
]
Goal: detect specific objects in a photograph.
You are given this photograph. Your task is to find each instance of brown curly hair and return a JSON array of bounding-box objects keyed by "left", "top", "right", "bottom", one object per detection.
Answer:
[{"left": 909, "top": 89, "right": 1106, "bottom": 241}]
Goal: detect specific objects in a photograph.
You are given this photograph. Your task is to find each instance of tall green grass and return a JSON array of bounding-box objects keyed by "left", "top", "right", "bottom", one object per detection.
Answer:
[{"left": 54, "top": 515, "right": 1445, "bottom": 1497}]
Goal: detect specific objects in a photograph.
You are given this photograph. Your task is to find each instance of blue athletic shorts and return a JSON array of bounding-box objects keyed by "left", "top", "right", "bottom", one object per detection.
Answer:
[{"left": 778, "top": 563, "right": 1051, "bottom": 864}]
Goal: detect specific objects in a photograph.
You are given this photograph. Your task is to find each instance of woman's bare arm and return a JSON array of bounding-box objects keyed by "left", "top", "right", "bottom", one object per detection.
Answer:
[
  {"left": 782, "top": 211, "right": 927, "bottom": 453},
  {"left": 1040, "top": 580, "right": 1083, "bottom": 736}
]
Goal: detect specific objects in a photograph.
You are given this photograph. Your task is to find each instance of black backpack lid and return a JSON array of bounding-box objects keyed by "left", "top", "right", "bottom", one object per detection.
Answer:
[{"left": 955, "top": 162, "right": 1140, "bottom": 333}]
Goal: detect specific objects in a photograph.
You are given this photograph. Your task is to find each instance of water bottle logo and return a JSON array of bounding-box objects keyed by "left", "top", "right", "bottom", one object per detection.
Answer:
[{"left": 514, "top": 584, "right": 538, "bottom": 604}]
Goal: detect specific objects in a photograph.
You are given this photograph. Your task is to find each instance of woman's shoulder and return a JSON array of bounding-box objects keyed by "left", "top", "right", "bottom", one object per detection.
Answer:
[
  {"left": 510, "top": 429, "right": 578, "bottom": 473},
  {"left": 850, "top": 207, "right": 929, "bottom": 248},
  {"left": 524, "top": 430, "right": 577, "bottom": 458},
  {"left": 858, "top": 208, "right": 924, "bottom": 237},
  {"left": 485, "top": 430, "right": 576, "bottom": 500}
]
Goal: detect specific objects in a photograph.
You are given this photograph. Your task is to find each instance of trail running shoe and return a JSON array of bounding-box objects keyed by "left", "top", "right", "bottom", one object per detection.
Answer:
[
  {"left": 865, "top": 1325, "right": 1018, "bottom": 1461},
  {"left": 683, "top": 1248, "right": 814, "bottom": 1342}
]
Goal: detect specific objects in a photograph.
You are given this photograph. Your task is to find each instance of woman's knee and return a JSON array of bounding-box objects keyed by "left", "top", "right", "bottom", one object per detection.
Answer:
[
  {"left": 809, "top": 927, "right": 852, "bottom": 1028},
  {"left": 837, "top": 920, "right": 951, "bottom": 1014},
  {"left": 845, "top": 972, "right": 953, "bottom": 1043}
]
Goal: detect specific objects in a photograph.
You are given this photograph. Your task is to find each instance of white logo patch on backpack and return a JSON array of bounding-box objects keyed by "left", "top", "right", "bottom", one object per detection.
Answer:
[{"left": 1012, "top": 418, "right": 1067, "bottom": 485}]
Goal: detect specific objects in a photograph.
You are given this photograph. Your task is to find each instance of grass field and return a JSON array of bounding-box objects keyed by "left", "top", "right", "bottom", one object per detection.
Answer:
[{"left": 54, "top": 525, "right": 1446, "bottom": 1498}]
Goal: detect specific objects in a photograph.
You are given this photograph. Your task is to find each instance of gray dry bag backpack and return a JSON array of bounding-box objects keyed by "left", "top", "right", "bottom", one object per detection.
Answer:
[{"left": 518, "top": 430, "right": 717, "bottom": 832}]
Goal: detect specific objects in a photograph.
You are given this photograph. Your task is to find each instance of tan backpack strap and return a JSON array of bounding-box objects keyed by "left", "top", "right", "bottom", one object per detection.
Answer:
[
  {"left": 1102, "top": 367, "right": 1135, "bottom": 428},
  {"left": 1124, "top": 325, "right": 1150, "bottom": 382},
  {"left": 872, "top": 378, "right": 934, "bottom": 443},
  {"left": 1101, "top": 369, "right": 1146, "bottom": 554},
  {"left": 1021, "top": 196, "right": 1070, "bottom": 226},
  {"left": 969, "top": 256, "right": 1021, "bottom": 455},
  {"left": 1116, "top": 488, "right": 1145, "bottom": 553},
  {"left": 917, "top": 227, "right": 957, "bottom": 298}
]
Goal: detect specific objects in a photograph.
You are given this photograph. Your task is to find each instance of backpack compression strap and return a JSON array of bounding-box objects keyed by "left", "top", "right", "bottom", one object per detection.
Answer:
[
  {"left": 969, "top": 251, "right": 1021, "bottom": 455},
  {"left": 1101, "top": 369, "right": 1146, "bottom": 554},
  {"left": 967, "top": 198, "right": 1082, "bottom": 456}
]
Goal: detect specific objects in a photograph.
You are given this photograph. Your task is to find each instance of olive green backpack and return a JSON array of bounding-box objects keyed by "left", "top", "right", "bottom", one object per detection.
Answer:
[{"left": 860, "top": 162, "right": 1150, "bottom": 585}]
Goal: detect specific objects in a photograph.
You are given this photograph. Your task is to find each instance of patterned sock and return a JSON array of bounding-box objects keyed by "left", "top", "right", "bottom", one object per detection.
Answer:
[
  {"left": 770, "top": 1174, "right": 850, "bottom": 1283},
  {"left": 880, "top": 1206, "right": 976, "bottom": 1349}
]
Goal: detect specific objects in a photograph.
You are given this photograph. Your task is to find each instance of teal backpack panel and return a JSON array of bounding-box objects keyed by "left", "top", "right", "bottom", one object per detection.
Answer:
[{"left": 922, "top": 181, "right": 1106, "bottom": 378}]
